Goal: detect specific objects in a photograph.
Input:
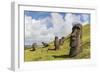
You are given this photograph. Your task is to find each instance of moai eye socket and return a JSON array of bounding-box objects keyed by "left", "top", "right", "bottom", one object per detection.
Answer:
[
  {"left": 69, "top": 23, "right": 82, "bottom": 57},
  {"left": 76, "top": 27, "right": 80, "bottom": 30}
]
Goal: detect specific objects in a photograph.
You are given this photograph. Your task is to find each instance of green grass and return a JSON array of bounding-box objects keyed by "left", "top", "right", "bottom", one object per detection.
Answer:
[{"left": 24, "top": 24, "right": 90, "bottom": 62}]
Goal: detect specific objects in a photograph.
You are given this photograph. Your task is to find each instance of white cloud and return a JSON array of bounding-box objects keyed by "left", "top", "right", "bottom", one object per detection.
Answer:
[
  {"left": 25, "top": 13, "right": 89, "bottom": 45},
  {"left": 25, "top": 15, "right": 54, "bottom": 45},
  {"left": 51, "top": 13, "right": 67, "bottom": 38}
]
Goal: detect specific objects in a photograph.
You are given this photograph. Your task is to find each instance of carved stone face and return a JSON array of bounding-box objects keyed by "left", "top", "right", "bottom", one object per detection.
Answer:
[
  {"left": 55, "top": 36, "right": 58, "bottom": 40},
  {"left": 59, "top": 37, "right": 65, "bottom": 45},
  {"left": 54, "top": 36, "right": 60, "bottom": 50},
  {"left": 70, "top": 24, "right": 82, "bottom": 48},
  {"left": 69, "top": 23, "right": 82, "bottom": 57}
]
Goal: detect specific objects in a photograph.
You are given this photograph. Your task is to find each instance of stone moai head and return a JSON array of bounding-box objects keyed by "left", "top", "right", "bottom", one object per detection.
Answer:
[
  {"left": 42, "top": 42, "right": 49, "bottom": 47},
  {"left": 69, "top": 23, "right": 82, "bottom": 57},
  {"left": 54, "top": 36, "right": 60, "bottom": 50},
  {"left": 31, "top": 43, "right": 37, "bottom": 51},
  {"left": 55, "top": 36, "right": 58, "bottom": 40},
  {"left": 59, "top": 37, "right": 65, "bottom": 45}
]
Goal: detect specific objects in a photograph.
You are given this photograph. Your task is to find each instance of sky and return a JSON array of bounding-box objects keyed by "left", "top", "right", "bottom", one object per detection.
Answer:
[{"left": 24, "top": 11, "right": 90, "bottom": 45}]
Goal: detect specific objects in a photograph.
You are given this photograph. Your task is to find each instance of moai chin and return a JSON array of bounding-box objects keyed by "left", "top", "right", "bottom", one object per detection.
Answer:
[
  {"left": 69, "top": 23, "right": 82, "bottom": 57},
  {"left": 54, "top": 36, "right": 60, "bottom": 50}
]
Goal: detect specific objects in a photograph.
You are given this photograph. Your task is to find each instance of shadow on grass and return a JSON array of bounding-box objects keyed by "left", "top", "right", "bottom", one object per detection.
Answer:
[
  {"left": 30, "top": 49, "right": 35, "bottom": 51},
  {"left": 53, "top": 55, "right": 70, "bottom": 58}
]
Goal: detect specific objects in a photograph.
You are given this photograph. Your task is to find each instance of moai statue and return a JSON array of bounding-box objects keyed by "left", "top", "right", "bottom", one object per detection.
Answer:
[
  {"left": 31, "top": 43, "right": 37, "bottom": 51},
  {"left": 69, "top": 23, "right": 82, "bottom": 57},
  {"left": 54, "top": 36, "right": 60, "bottom": 50},
  {"left": 59, "top": 37, "right": 65, "bottom": 45},
  {"left": 42, "top": 42, "right": 49, "bottom": 47}
]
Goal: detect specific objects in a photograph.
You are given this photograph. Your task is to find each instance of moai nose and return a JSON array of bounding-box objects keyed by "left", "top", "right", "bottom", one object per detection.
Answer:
[{"left": 71, "top": 32, "right": 76, "bottom": 37}]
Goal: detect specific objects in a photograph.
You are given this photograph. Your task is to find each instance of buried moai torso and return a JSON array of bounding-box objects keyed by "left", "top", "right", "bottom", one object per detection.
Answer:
[
  {"left": 31, "top": 43, "right": 37, "bottom": 51},
  {"left": 69, "top": 23, "right": 82, "bottom": 57},
  {"left": 48, "top": 36, "right": 60, "bottom": 50},
  {"left": 54, "top": 36, "right": 60, "bottom": 50},
  {"left": 42, "top": 42, "right": 49, "bottom": 47}
]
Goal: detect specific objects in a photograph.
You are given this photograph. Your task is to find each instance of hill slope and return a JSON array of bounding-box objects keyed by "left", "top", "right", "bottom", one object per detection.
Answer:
[{"left": 24, "top": 24, "right": 90, "bottom": 61}]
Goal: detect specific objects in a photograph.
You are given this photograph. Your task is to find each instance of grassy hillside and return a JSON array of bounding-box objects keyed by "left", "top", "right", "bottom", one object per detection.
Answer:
[{"left": 24, "top": 24, "right": 90, "bottom": 62}]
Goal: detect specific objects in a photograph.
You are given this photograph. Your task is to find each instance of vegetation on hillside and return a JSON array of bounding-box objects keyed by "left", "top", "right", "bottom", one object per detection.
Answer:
[{"left": 24, "top": 24, "right": 90, "bottom": 62}]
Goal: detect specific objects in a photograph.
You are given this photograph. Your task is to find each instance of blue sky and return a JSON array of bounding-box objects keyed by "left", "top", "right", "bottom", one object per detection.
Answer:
[
  {"left": 24, "top": 11, "right": 51, "bottom": 20},
  {"left": 24, "top": 11, "right": 90, "bottom": 24},
  {"left": 24, "top": 11, "right": 90, "bottom": 45}
]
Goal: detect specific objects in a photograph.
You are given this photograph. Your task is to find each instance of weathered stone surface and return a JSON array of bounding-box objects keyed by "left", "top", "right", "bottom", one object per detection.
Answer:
[
  {"left": 54, "top": 36, "right": 60, "bottom": 50},
  {"left": 31, "top": 43, "right": 37, "bottom": 51},
  {"left": 42, "top": 42, "right": 49, "bottom": 47},
  {"left": 69, "top": 23, "right": 82, "bottom": 57},
  {"left": 59, "top": 37, "right": 65, "bottom": 45}
]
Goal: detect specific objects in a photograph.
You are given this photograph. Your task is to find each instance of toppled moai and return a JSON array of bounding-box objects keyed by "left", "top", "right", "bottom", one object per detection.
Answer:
[
  {"left": 31, "top": 43, "right": 37, "bottom": 51},
  {"left": 42, "top": 42, "right": 49, "bottom": 47},
  {"left": 54, "top": 36, "right": 60, "bottom": 50},
  {"left": 69, "top": 23, "right": 82, "bottom": 57},
  {"left": 59, "top": 37, "right": 65, "bottom": 45}
]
